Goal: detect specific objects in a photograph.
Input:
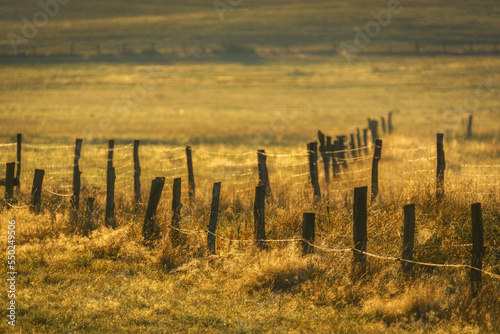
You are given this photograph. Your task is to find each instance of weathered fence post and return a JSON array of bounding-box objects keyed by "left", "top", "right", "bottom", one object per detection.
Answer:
[
  {"left": 467, "top": 115, "right": 473, "bottom": 139},
  {"left": 356, "top": 129, "right": 362, "bottom": 154},
  {"left": 436, "top": 133, "right": 446, "bottom": 201},
  {"left": 371, "top": 139, "right": 383, "bottom": 202},
  {"left": 363, "top": 128, "right": 369, "bottom": 154},
  {"left": 170, "top": 177, "right": 183, "bottom": 247},
  {"left": 134, "top": 140, "right": 141, "bottom": 208},
  {"left": 332, "top": 139, "right": 341, "bottom": 177},
  {"left": 326, "top": 136, "right": 333, "bottom": 183},
  {"left": 402, "top": 204, "right": 416, "bottom": 275},
  {"left": 71, "top": 139, "right": 83, "bottom": 210},
  {"left": 257, "top": 149, "right": 273, "bottom": 199},
  {"left": 381, "top": 117, "right": 386, "bottom": 134},
  {"left": 5, "top": 162, "right": 15, "bottom": 204},
  {"left": 107, "top": 140, "right": 114, "bottom": 169},
  {"left": 388, "top": 112, "right": 393, "bottom": 134},
  {"left": 207, "top": 182, "right": 221, "bottom": 254},
  {"left": 83, "top": 197, "right": 96, "bottom": 237},
  {"left": 142, "top": 177, "right": 165, "bottom": 247},
  {"left": 368, "top": 119, "right": 379, "bottom": 143},
  {"left": 31, "top": 169, "right": 45, "bottom": 213},
  {"left": 318, "top": 131, "right": 330, "bottom": 184},
  {"left": 16, "top": 133, "right": 21, "bottom": 187},
  {"left": 302, "top": 213, "right": 315, "bottom": 255},
  {"left": 105, "top": 167, "right": 116, "bottom": 228},
  {"left": 336, "top": 136, "right": 348, "bottom": 169},
  {"left": 350, "top": 133, "right": 357, "bottom": 158},
  {"left": 186, "top": 146, "right": 196, "bottom": 204},
  {"left": 254, "top": 184, "right": 267, "bottom": 250},
  {"left": 307, "top": 142, "right": 321, "bottom": 200},
  {"left": 353, "top": 186, "right": 368, "bottom": 277},
  {"left": 470, "top": 202, "right": 484, "bottom": 298}
]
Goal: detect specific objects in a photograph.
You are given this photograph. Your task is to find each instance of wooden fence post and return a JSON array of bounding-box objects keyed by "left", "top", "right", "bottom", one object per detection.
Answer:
[
  {"left": 142, "top": 177, "right": 165, "bottom": 247},
  {"left": 467, "top": 115, "right": 473, "bottom": 139},
  {"left": 257, "top": 149, "right": 273, "bottom": 198},
  {"left": 368, "top": 119, "right": 379, "bottom": 143},
  {"left": 350, "top": 133, "right": 357, "bottom": 158},
  {"left": 83, "top": 197, "right": 96, "bottom": 237},
  {"left": 186, "top": 146, "right": 195, "bottom": 205},
  {"left": 356, "top": 129, "right": 362, "bottom": 154},
  {"left": 134, "top": 140, "right": 141, "bottom": 208},
  {"left": 207, "top": 182, "right": 221, "bottom": 254},
  {"left": 353, "top": 186, "right": 368, "bottom": 277},
  {"left": 363, "top": 128, "right": 369, "bottom": 154},
  {"left": 470, "top": 202, "right": 484, "bottom": 298},
  {"left": 326, "top": 136, "right": 333, "bottom": 183},
  {"left": 336, "top": 136, "right": 348, "bottom": 169},
  {"left": 107, "top": 140, "right": 114, "bottom": 169},
  {"left": 381, "top": 117, "right": 386, "bottom": 134},
  {"left": 302, "top": 213, "right": 315, "bottom": 255},
  {"left": 307, "top": 142, "right": 321, "bottom": 200},
  {"left": 318, "top": 131, "right": 330, "bottom": 184},
  {"left": 170, "top": 177, "right": 183, "bottom": 247},
  {"left": 254, "top": 184, "right": 267, "bottom": 250},
  {"left": 5, "top": 162, "right": 15, "bottom": 204},
  {"left": 402, "top": 204, "right": 415, "bottom": 275},
  {"left": 371, "top": 139, "right": 383, "bottom": 202},
  {"left": 105, "top": 167, "right": 116, "bottom": 228},
  {"left": 388, "top": 112, "right": 393, "bottom": 134},
  {"left": 332, "top": 139, "right": 341, "bottom": 177},
  {"left": 436, "top": 133, "right": 446, "bottom": 201},
  {"left": 16, "top": 133, "right": 21, "bottom": 187},
  {"left": 71, "top": 139, "right": 83, "bottom": 210},
  {"left": 31, "top": 169, "right": 45, "bottom": 213}
]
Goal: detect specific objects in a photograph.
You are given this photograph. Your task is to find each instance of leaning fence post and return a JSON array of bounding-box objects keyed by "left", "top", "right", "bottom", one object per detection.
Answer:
[
  {"left": 186, "top": 146, "right": 195, "bottom": 205},
  {"left": 471, "top": 203, "right": 484, "bottom": 298},
  {"left": 105, "top": 167, "right": 116, "bottom": 228},
  {"left": 5, "top": 162, "right": 15, "bottom": 204},
  {"left": 467, "top": 115, "right": 473, "bottom": 139},
  {"left": 254, "top": 184, "right": 267, "bottom": 250},
  {"left": 257, "top": 149, "right": 273, "bottom": 199},
  {"left": 302, "top": 213, "right": 315, "bottom": 255},
  {"left": 170, "top": 177, "right": 183, "bottom": 247},
  {"left": 402, "top": 204, "right": 416, "bottom": 275},
  {"left": 71, "top": 139, "right": 83, "bottom": 210},
  {"left": 353, "top": 186, "right": 368, "bottom": 277},
  {"left": 436, "top": 133, "right": 446, "bottom": 201},
  {"left": 371, "top": 139, "right": 383, "bottom": 202},
  {"left": 307, "top": 142, "right": 321, "bottom": 200},
  {"left": 142, "top": 177, "right": 165, "bottom": 247},
  {"left": 16, "top": 133, "right": 21, "bottom": 187},
  {"left": 207, "top": 182, "right": 221, "bottom": 254},
  {"left": 31, "top": 169, "right": 45, "bottom": 213},
  {"left": 133, "top": 140, "right": 141, "bottom": 208}
]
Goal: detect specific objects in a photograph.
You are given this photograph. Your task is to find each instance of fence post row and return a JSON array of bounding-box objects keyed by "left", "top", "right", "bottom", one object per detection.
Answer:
[
  {"left": 254, "top": 184, "right": 267, "bottom": 250},
  {"left": 71, "top": 139, "right": 83, "bottom": 210},
  {"left": 257, "top": 149, "right": 272, "bottom": 199},
  {"left": 302, "top": 212, "right": 315, "bottom": 255},
  {"left": 353, "top": 186, "right": 368, "bottom": 278},
  {"left": 170, "top": 177, "right": 183, "bottom": 247},
  {"left": 436, "top": 133, "right": 446, "bottom": 201},
  {"left": 31, "top": 169, "right": 45, "bottom": 213},
  {"left": 16, "top": 133, "right": 21, "bottom": 187},
  {"left": 186, "top": 146, "right": 195, "bottom": 205},
  {"left": 133, "top": 140, "right": 141, "bottom": 208},
  {"left": 371, "top": 139, "right": 383, "bottom": 202},
  {"left": 402, "top": 204, "right": 416, "bottom": 275},
  {"left": 207, "top": 182, "right": 221, "bottom": 254},
  {"left": 470, "top": 203, "right": 484, "bottom": 298},
  {"left": 142, "top": 177, "right": 165, "bottom": 247},
  {"left": 307, "top": 142, "right": 321, "bottom": 200}
]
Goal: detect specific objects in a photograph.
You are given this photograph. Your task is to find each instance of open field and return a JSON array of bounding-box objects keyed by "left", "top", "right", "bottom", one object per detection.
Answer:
[{"left": 0, "top": 55, "right": 499, "bottom": 332}]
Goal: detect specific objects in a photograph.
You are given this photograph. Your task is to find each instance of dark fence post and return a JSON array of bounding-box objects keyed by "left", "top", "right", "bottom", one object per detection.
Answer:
[
  {"left": 436, "top": 133, "right": 446, "bottom": 201},
  {"left": 371, "top": 139, "right": 383, "bottom": 202},
  {"left": 16, "top": 133, "right": 21, "bottom": 187},
  {"left": 254, "top": 184, "right": 267, "bottom": 250},
  {"left": 332, "top": 139, "right": 341, "bottom": 177},
  {"left": 71, "top": 139, "right": 83, "bottom": 210},
  {"left": 356, "top": 129, "right": 362, "bottom": 154},
  {"left": 336, "top": 136, "right": 348, "bottom": 169},
  {"left": 105, "top": 167, "right": 116, "bottom": 228},
  {"left": 381, "top": 117, "right": 386, "bottom": 134},
  {"left": 350, "top": 133, "right": 357, "bottom": 158},
  {"left": 307, "top": 142, "right": 321, "bottom": 200},
  {"left": 363, "top": 128, "right": 369, "bottom": 154},
  {"left": 134, "top": 140, "right": 141, "bottom": 208},
  {"left": 186, "top": 146, "right": 195, "bottom": 205},
  {"left": 402, "top": 204, "right": 416, "bottom": 275},
  {"left": 470, "top": 203, "right": 484, "bottom": 298},
  {"left": 107, "top": 140, "right": 114, "bottom": 169},
  {"left": 142, "top": 177, "right": 165, "bottom": 247},
  {"left": 170, "top": 177, "right": 183, "bottom": 247},
  {"left": 257, "top": 149, "right": 273, "bottom": 198},
  {"left": 388, "top": 112, "right": 393, "bottom": 134},
  {"left": 302, "top": 213, "right": 315, "bottom": 255},
  {"left": 5, "top": 162, "right": 15, "bottom": 204},
  {"left": 31, "top": 169, "right": 45, "bottom": 213},
  {"left": 368, "top": 119, "right": 379, "bottom": 143},
  {"left": 83, "top": 197, "right": 96, "bottom": 237},
  {"left": 207, "top": 182, "right": 221, "bottom": 254},
  {"left": 318, "top": 131, "right": 330, "bottom": 184},
  {"left": 467, "top": 115, "right": 473, "bottom": 139},
  {"left": 353, "top": 186, "right": 368, "bottom": 278}
]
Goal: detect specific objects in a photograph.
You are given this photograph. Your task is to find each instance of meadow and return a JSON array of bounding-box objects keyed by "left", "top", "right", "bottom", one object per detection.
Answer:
[{"left": 0, "top": 54, "right": 498, "bottom": 333}]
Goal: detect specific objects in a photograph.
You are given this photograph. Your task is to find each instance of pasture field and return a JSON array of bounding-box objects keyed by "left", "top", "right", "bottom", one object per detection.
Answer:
[{"left": 0, "top": 56, "right": 499, "bottom": 333}]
